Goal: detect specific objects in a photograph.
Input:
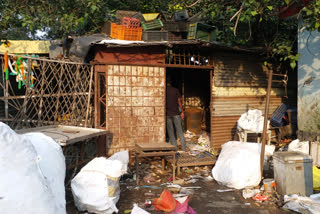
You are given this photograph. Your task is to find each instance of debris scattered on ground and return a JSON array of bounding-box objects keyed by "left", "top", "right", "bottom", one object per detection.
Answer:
[
  {"left": 253, "top": 193, "right": 268, "bottom": 202},
  {"left": 242, "top": 189, "right": 261, "bottom": 199},
  {"left": 131, "top": 203, "right": 150, "bottom": 214},
  {"left": 282, "top": 194, "right": 320, "bottom": 214},
  {"left": 217, "top": 189, "right": 234, "bottom": 192}
]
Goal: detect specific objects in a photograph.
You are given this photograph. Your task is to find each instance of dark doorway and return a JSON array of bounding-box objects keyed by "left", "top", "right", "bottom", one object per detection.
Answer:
[{"left": 166, "top": 68, "right": 211, "bottom": 135}]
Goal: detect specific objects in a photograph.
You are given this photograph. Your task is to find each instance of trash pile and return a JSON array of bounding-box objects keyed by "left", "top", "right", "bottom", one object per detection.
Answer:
[
  {"left": 0, "top": 122, "right": 66, "bottom": 214},
  {"left": 184, "top": 130, "right": 214, "bottom": 154}
]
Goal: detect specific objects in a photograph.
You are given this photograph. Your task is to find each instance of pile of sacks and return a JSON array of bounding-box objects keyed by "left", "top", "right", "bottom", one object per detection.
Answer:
[{"left": 0, "top": 122, "right": 66, "bottom": 214}]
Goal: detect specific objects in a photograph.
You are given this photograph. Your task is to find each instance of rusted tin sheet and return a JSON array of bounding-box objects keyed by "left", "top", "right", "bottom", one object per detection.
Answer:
[
  {"left": 213, "top": 54, "right": 283, "bottom": 88},
  {"left": 210, "top": 96, "right": 283, "bottom": 149},
  {"left": 212, "top": 96, "right": 283, "bottom": 116},
  {"left": 93, "top": 46, "right": 166, "bottom": 65},
  {"left": 95, "top": 65, "right": 166, "bottom": 154}
]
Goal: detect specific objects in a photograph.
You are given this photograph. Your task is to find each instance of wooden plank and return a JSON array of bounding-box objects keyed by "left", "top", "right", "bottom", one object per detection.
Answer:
[
  {"left": 136, "top": 142, "right": 176, "bottom": 151},
  {"left": 16, "top": 125, "right": 108, "bottom": 146}
]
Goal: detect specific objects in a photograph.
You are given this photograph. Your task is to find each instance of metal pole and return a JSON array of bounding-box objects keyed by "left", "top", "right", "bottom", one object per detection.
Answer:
[{"left": 260, "top": 69, "right": 273, "bottom": 176}]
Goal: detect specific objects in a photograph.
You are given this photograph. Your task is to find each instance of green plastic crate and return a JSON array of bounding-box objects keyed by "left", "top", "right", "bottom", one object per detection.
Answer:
[
  {"left": 187, "top": 22, "right": 217, "bottom": 42},
  {"left": 141, "top": 18, "right": 164, "bottom": 31}
]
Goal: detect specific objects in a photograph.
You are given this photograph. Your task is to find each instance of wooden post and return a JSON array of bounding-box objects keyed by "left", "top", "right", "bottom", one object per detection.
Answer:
[
  {"left": 85, "top": 66, "right": 94, "bottom": 127},
  {"left": 260, "top": 69, "right": 273, "bottom": 176}
]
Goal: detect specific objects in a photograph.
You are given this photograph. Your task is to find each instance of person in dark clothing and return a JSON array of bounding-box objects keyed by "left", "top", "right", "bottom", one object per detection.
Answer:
[{"left": 166, "top": 77, "right": 186, "bottom": 151}]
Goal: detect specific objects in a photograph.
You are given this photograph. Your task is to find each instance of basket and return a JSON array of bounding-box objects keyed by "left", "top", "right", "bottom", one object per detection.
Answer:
[
  {"left": 110, "top": 23, "right": 142, "bottom": 41},
  {"left": 270, "top": 103, "right": 288, "bottom": 127},
  {"left": 141, "top": 18, "right": 163, "bottom": 31},
  {"left": 187, "top": 22, "right": 217, "bottom": 42},
  {"left": 122, "top": 17, "right": 140, "bottom": 28},
  {"left": 142, "top": 31, "right": 168, "bottom": 41}
]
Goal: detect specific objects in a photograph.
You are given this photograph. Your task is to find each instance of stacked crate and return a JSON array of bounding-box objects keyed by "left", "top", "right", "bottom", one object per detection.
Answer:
[
  {"left": 159, "top": 11, "right": 189, "bottom": 41},
  {"left": 110, "top": 17, "right": 142, "bottom": 41},
  {"left": 141, "top": 15, "right": 168, "bottom": 42}
]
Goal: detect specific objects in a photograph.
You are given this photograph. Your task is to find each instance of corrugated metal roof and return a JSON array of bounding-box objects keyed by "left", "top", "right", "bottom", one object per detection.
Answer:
[
  {"left": 95, "top": 39, "right": 262, "bottom": 53},
  {"left": 0, "top": 40, "right": 50, "bottom": 54}
]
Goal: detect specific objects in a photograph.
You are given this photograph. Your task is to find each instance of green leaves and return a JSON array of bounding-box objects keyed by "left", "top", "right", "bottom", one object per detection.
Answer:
[{"left": 251, "top": 11, "right": 258, "bottom": 16}]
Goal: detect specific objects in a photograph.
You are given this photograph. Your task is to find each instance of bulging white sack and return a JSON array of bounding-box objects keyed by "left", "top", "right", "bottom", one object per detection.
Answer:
[
  {"left": 71, "top": 151, "right": 129, "bottom": 214},
  {"left": 212, "top": 141, "right": 274, "bottom": 189},
  {"left": 0, "top": 122, "right": 66, "bottom": 214}
]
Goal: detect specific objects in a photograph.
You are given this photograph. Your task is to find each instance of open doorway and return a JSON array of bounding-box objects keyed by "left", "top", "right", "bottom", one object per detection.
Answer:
[{"left": 166, "top": 67, "right": 211, "bottom": 138}]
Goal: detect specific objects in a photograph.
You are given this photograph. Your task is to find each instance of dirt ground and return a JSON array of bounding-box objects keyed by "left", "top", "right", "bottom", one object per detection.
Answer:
[{"left": 66, "top": 156, "right": 294, "bottom": 214}]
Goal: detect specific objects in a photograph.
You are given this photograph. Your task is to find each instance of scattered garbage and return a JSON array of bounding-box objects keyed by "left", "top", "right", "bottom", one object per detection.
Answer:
[
  {"left": 242, "top": 189, "right": 260, "bottom": 199},
  {"left": 211, "top": 141, "right": 262, "bottom": 189},
  {"left": 71, "top": 151, "right": 129, "bottom": 214},
  {"left": 263, "top": 179, "right": 276, "bottom": 193},
  {"left": 0, "top": 122, "right": 66, "bottom": 214},
  {"left": 253, "top": 193, "right": 268, "bottom": 202},
  {"left": 217, "top": 189, "right": 234, "bottom": 192},
  {"left": 282, "top": 194, "right": 320, "bottom": 214},
  {"left": 288, "top": 139, "right": 309, "bottom": 154},
  {"left": 153, "top": 190, "right": 196, "bottom": 213},
  {"left": 153, "top": 190, "right": 177, "bottom": 212},
  {"left": 131, "top": 204, "right": 151, "bottom": 214}
]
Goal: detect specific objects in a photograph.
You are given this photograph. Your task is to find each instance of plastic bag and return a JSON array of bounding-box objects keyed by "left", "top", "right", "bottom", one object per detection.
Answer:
[
  {"left": 71, "top": 151, "right": 129, "bottom": 214},
  {"left": 153, "top": 190, "right": 177, "bottom": 212},
  {"left": 212, "top": 141, "right": 262, "bottom": 189},
  {"left": 288, "top": 139, "right": 309, "bottom": 155},
  {"left": 0, "top": 122, "right": 66, "bottom": 214},
  {"left": 237, "top": 109, "right": 266, "bottom": 133}
]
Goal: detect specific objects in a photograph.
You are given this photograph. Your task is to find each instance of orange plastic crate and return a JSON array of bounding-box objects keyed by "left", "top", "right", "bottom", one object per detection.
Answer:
[
  {"left": 122, "top": 17, "right": 140, "bottom": 28},
  {"left": 110, "top": 23, "right": 142, "bottom": 41}
]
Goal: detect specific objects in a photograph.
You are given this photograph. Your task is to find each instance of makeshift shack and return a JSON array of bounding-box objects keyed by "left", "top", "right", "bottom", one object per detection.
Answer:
[{"left": 90, "top": 40, "right": 297, "bottom": 155}]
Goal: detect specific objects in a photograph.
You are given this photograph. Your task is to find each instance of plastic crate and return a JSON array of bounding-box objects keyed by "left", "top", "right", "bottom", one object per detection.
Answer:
[
  {"left": 270, "top": 103, "right": 288, "bottom": 127},
  {"left": 163, "top": 21, "right": 188, "bottom": 32},
  {"left": 142, "top": 31, "right": 168, "bottom": 41},
  {"left": 122, "top": 17, "right": 140, "bottom": 28},
  {"left": 187, "top": 22, "right": 217, "bottom": 42},
  {"left": 141, "top": 19, "right": 163, "bottom": 31},
  {"left": 110, "top": 23, "right": 142, "bottom": 41},
  {"left": 174, "top": 10, "right": 189, "bottom": 21}
]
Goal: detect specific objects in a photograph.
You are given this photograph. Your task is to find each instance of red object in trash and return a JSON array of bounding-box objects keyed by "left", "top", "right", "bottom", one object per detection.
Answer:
[
  {"left": 153, "top": 190, "right": 178, "bottom": 212},
  {"left": 253, "top": 193, "right": 268, "bottom": 202}
]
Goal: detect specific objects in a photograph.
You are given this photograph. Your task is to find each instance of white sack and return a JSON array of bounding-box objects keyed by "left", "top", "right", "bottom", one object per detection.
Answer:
[
  {"left": 0, "top": 122, "right": 66, "bottom": 214},
  {"left": 212, "top": 141, "right": 275, "bottom": 189},
  {"left": 288, "top": 139, "right": 309, "bottom": 155},
  {"left": 24, "top": 132, "right": 66, "bottom": 213},
  {"left": 283, "top": 194, "right": 320, "bottom": 214},
  {"left": 71, "top": 151, "right": 129, "bottom": 214},
  {"left": 237, "top": 109, "right": 268, "bottom": 133}
]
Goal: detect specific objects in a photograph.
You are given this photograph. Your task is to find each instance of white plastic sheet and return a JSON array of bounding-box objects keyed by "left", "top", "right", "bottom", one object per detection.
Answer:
[
  {"left": 212, "top": 141, "right": 275, "bottom": 189},
  {"left": 0, "top": 122, "right": 66, "bottom": 214},
  {"left": 288, "top": 139, "right": 309, "bottom": 155},
  {"left": 131, "top": 204, "right": 151, "bottom": 214},
  {"left": 283, "top": 194, "right": 320, "bottom": 214},
  {"left": 71, "top": 151, "right": 129, "bottom": 214},
  {"left": 237, "top": 109, "right": 268, "bottom": 133}
]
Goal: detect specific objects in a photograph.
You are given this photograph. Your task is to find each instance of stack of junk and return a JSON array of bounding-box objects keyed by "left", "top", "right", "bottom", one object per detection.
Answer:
[{"left": 103, "top": 10, "right": 217, "bottom": 42}]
